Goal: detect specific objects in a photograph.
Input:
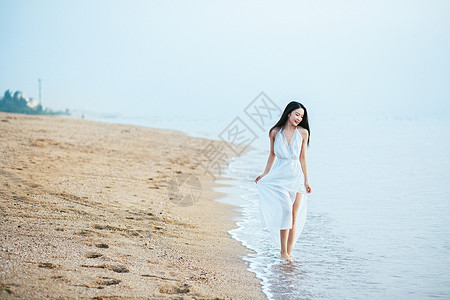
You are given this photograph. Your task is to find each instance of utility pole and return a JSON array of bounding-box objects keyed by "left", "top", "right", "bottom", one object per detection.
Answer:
[{"left": 38, "top": 78, "right": 42, "bottom": 105}]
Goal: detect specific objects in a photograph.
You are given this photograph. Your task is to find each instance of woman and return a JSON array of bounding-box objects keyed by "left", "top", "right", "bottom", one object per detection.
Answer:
[{"left": 255, "top": 101, "right": 312, "bottom": 263}]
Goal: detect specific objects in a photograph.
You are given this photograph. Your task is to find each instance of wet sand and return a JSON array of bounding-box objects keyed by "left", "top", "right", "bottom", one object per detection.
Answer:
[{"left": 0, "top": 112, "right": 264, "bottom": 299}]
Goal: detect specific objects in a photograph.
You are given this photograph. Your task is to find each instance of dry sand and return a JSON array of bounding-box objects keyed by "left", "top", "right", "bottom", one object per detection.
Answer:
[{"left": 0, "top": 112, "right": 264, "bottom": 299}]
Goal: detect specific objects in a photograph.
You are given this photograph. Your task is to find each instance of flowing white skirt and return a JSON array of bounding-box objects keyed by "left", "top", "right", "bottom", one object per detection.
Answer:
[{"left": 256, "top": 158, "right": 307, "bottom": 250}]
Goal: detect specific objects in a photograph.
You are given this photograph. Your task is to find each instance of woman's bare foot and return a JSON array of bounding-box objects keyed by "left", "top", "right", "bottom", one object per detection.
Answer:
[
  {"left": 288, "top": 252, "right": 295, "bottom": 261},
  {"left": 280, "top": 251, "right": 292, "bottom": 262}
]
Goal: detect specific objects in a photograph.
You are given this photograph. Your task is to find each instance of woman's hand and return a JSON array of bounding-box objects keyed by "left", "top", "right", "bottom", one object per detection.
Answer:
[
  {"left": 305, "top": 182, "right": 312, "bottom": 193},
  {"left": 255, "top": 173, "right": 267, "bottom": 183}
]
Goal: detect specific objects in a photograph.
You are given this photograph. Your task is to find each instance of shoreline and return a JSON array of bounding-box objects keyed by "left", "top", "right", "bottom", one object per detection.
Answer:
[{"left": 0, "top": 112, "right": 264, "bottom": 299}]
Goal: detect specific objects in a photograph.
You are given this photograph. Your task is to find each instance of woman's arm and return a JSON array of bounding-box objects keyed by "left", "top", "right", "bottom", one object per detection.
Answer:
[
  {"left": 255, "top": 129, "right": 277, "bottom": 183},
  {"left": 299, "top": 129, "right": 312, "bottom": 193}
]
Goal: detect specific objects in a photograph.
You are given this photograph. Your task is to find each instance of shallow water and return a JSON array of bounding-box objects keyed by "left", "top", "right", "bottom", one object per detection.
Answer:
[
  {"left": 83, "top": 111, "right": 450, "bottom": 299},
  {"left": 218, "top": 116, "right": 450, "bottom": 299}
]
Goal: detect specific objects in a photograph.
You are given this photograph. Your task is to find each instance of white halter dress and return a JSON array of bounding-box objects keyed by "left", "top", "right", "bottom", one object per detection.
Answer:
[{"left": 256, "top": 127, "right": 307, "bottom": 250}]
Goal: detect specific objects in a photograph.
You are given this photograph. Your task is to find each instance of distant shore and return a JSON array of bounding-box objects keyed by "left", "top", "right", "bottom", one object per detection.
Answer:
[{"left": 0, "top": 112, "right": 264, "bottom": 299}]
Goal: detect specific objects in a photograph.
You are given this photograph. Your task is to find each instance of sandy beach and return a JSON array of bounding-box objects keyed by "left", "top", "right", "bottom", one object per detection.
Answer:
[{"left": 0, "top": 112, "right": 264, "bottom": 299}]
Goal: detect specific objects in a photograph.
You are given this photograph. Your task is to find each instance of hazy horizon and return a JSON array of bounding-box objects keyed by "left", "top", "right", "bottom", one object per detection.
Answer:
[{"left": 1, "top": 0, "right": 449, "bottom": 120}]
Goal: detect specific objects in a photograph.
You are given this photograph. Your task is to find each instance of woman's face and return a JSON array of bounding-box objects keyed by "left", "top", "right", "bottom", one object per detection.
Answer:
[{"left": 288, "top": 108, "right": 304, "bottom": 126}]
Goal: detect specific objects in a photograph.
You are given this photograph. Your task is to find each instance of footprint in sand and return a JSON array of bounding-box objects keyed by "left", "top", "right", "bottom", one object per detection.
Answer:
[
  {"left": 38, "top": 262, "right": 56, "bottom": 269},
  {"left": 80, "top": 277, "right": 121, "bottom": 289},
  {"left": 110, "top": 264, "right": 129, "bottom": 273},
  {"left": 94, "top": 277, "right": 121, "bottom": 287},
  {"left": 85, "top": 251, "right": 103, "bottom": 258},
  {"left": 159, "top": 283, "right": 190, "bottom": 294},
  {"left": 74, "top": 229, "right": 96, "bottom": 236},
  {"left": 0, "top": 283, "right": 17, "bottom": 296}
]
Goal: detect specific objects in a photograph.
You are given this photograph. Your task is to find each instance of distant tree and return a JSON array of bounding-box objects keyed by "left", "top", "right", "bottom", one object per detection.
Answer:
[
  {"left": 13, "top": 91, "right": 21, "bottom": 100},
  {"left": 3, "top": 90, "right": 12, "bottom": 101},
  {"left": 0, "top": 89, "right": 69, "bottom": 115}
]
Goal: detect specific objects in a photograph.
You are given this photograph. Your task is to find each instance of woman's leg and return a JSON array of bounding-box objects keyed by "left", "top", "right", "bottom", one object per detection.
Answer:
[
  {"left": 287, "top": 192, "right": 304, "bottom": 255},
  {"left": 280, "top": 229, "right": 291, "bottom": 262}
]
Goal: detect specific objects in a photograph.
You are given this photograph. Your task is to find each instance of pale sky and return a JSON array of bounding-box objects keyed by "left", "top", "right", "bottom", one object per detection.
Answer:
[{"left": 1, "top": 0, "right": 449, "bottom": 119}]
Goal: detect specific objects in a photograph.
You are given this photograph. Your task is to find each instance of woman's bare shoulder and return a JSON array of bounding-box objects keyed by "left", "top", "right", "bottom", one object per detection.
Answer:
[
  {"left": 269, "top": 127, "right": 281, "bottom": 138},
  {"left": 296, "top": 126, "right": 308, "bottom": 138}
]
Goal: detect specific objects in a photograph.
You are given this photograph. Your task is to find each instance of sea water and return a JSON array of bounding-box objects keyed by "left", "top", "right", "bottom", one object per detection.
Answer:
[
  {"left": 79, "top": 111, "right": 450, "bottom": 299},
  {"left": 217, "top": 116, "right": 450, "bottom": 299}
]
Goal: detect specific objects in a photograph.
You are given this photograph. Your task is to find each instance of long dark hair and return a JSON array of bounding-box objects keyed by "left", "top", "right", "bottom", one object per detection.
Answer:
[{"left": 269, "top": 101, "right": 310, "bottom": 146}]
